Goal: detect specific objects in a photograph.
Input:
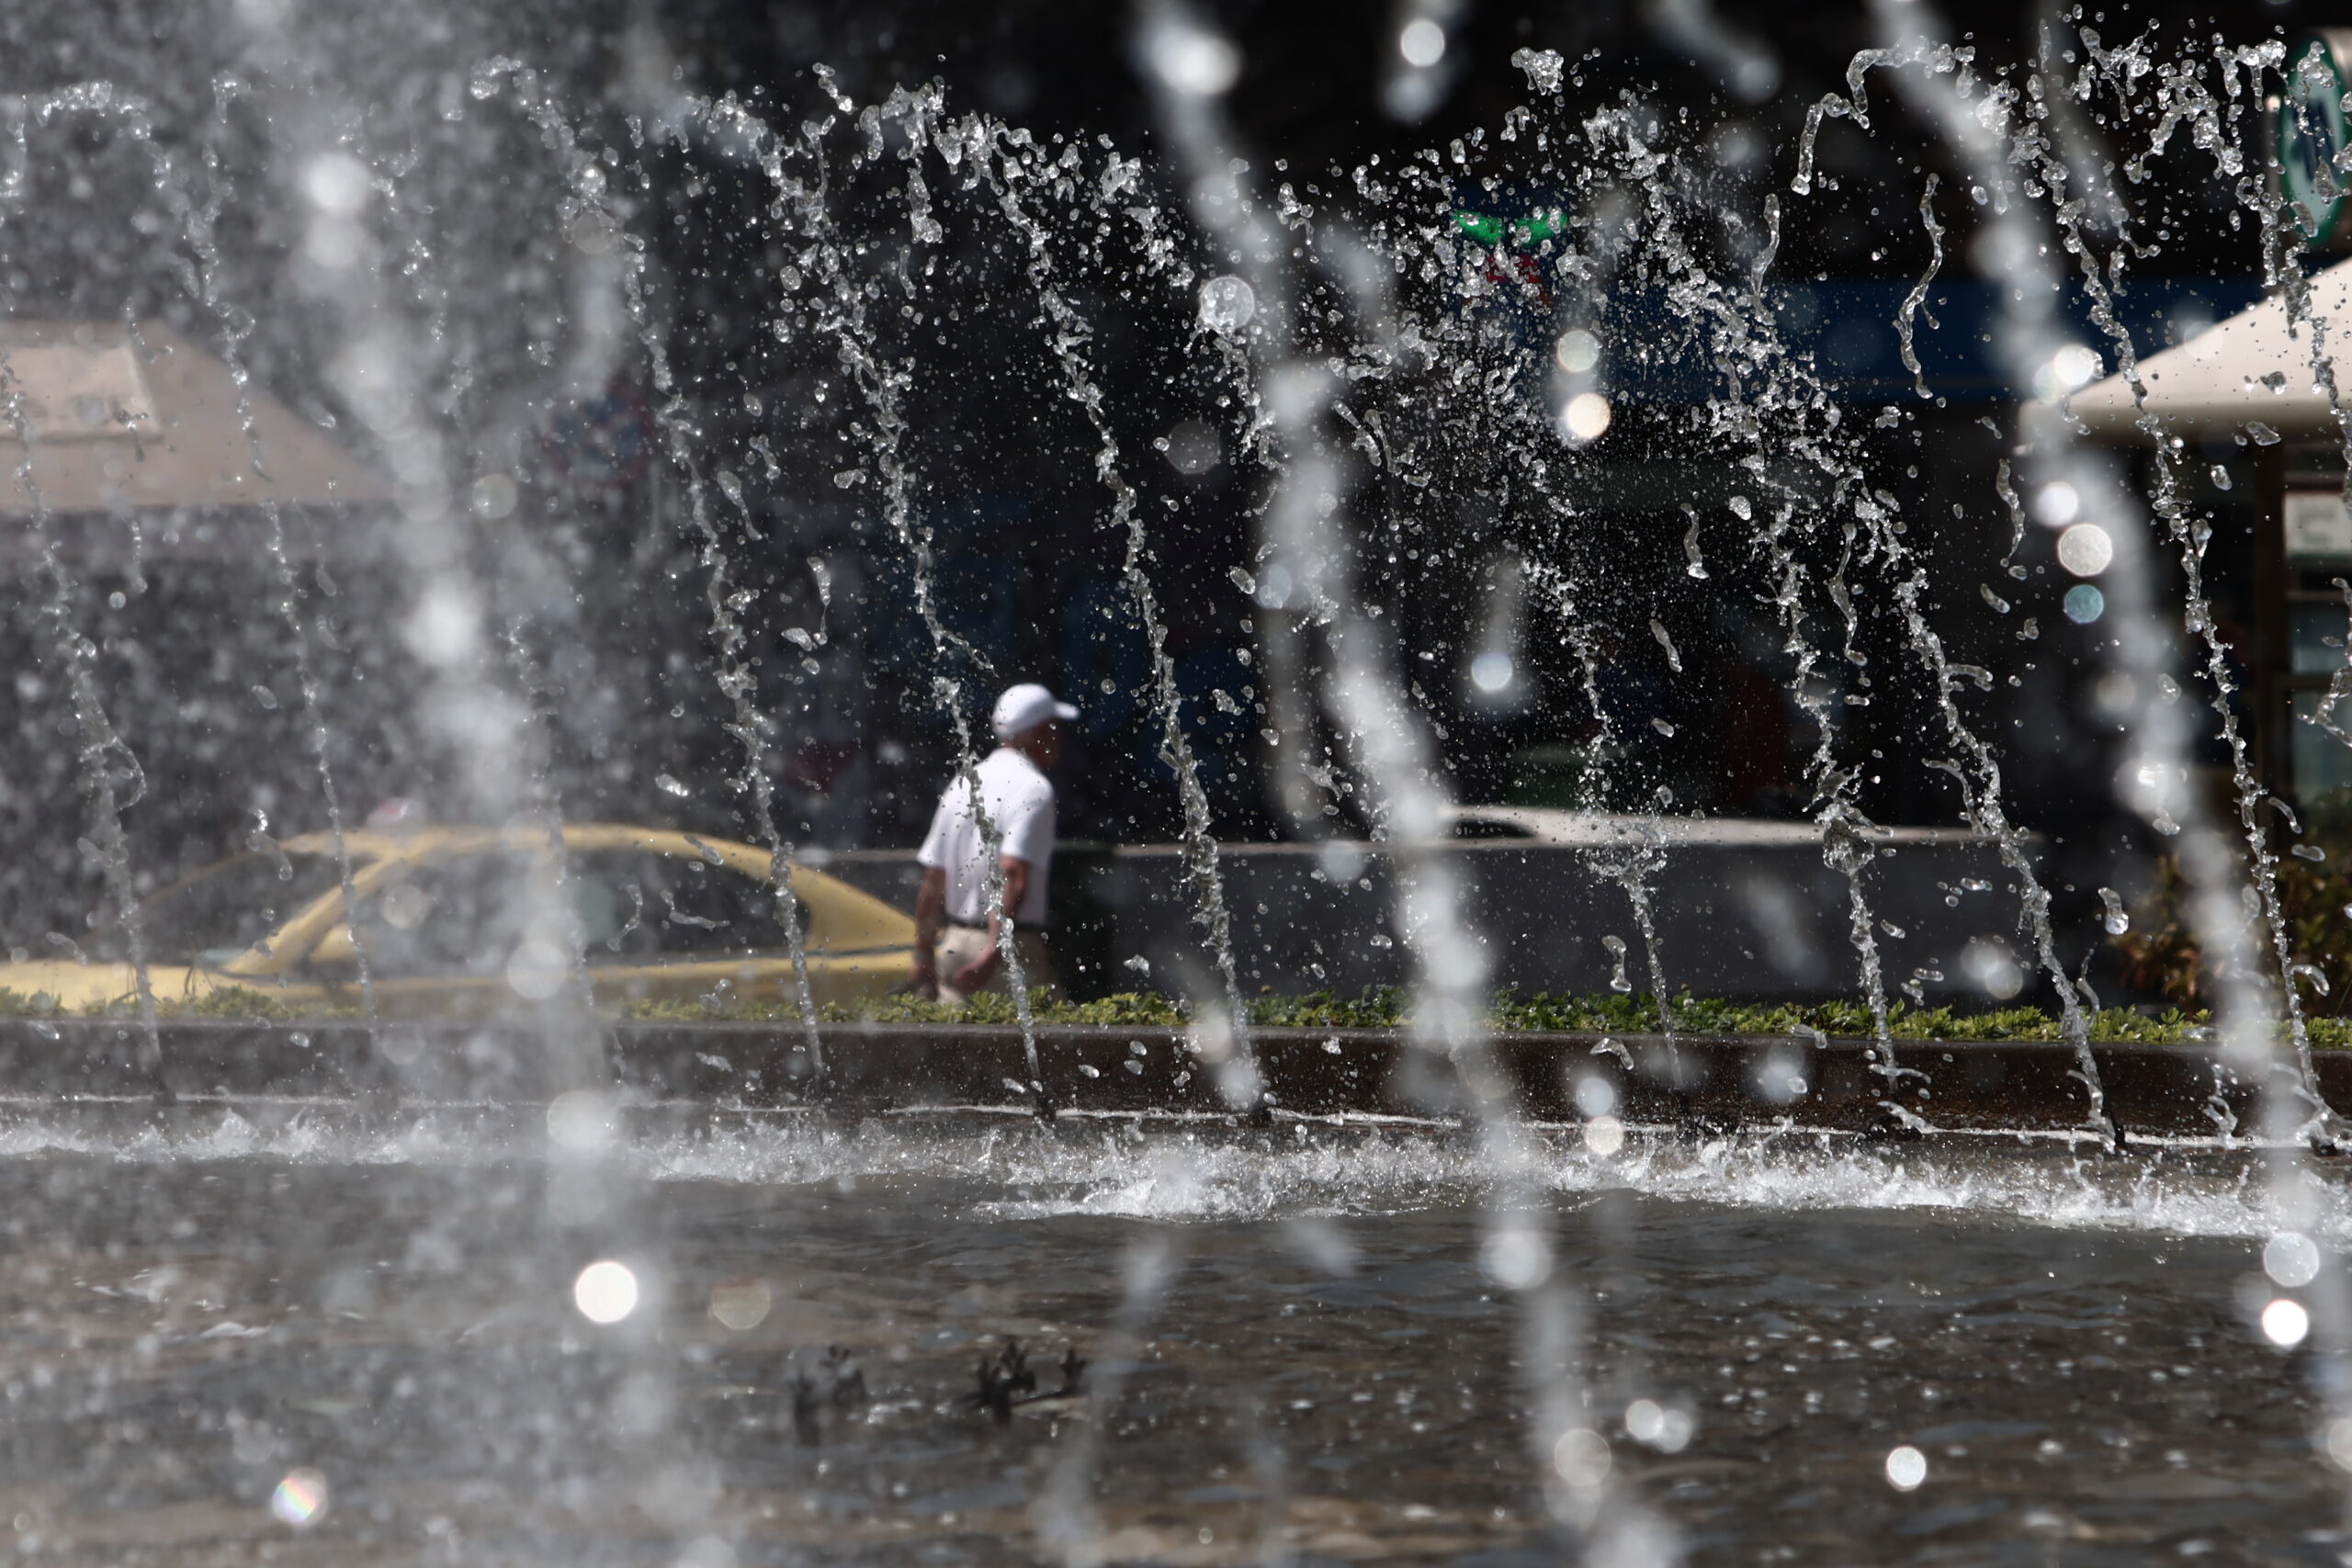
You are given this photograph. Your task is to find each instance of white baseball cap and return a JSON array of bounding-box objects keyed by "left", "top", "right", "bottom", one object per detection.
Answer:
[{"left": 992, "top": 682, "right": 1079, "bottom": 739}]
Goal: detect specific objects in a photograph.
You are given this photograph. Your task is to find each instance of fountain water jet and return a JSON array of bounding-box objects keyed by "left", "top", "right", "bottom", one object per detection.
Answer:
[{"left": 11, "top": 12, "right": 2352, "bottom": 1562}]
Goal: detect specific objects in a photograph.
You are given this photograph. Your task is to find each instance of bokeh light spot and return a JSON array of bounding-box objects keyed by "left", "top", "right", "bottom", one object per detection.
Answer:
[
  {"left": 1625, "top": 1398, "right": 1695, "bottom": 1453},
  {"left": 2266, "top": 1232, "right": 2323, "bottom": 1289},
  {"left": 1561, "top": 392, "right": 1612, "bottom": 443},
  {"left": 1469, "top": 651, "right": 1515, "bottom": 693},
  {"left": 710, "top": 1278, "right": 773, "bottom": 1331},
  {"left": 1584, "top": 1113, "right": 1625, "bottom": 1156},
  {"left": 2263, "top": 1297, "right": 2311, "bottom": 1348},
  {"left": 1399, "top": 19, "right": 1447, "bottom": 67},
  {"left": 2056, "top": 523, "right": 2112, "bottom": 577},
  {"left": 1885, "top": 1445, "right": 1928, "bottom": 1490},
  {"left": 2052, "top": 344, "right": 2102, "bottom": 389},
  {"left": 1143, "top": 17, "right": 1240, "bottom": 96},
  {"left": 269, "top": 1468, "right": 329, "bottom": 1529},
  {"left": 1552, "top": 1427, "right": 1611, "bottom": 1486},
  {"left": 575, "top": 1259, "right": 639, "bottom": 1325},
  {"left": 1555, "top": 329, "right": 1600, "bottom": 374},
  {"left": 1481, "top": 1225, "right": 1552, "bottom": 1291},
  {"left": 2031, "top": 481, "right": 2080, "bottom": 527}
]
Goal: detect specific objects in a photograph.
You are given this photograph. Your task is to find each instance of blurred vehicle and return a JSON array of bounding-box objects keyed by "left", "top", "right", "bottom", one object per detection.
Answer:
[
  {"left": 1438, "top": 805, "right": 1995, "bottom": 848},
  {"left": 0, "top": 824, "right": 913, "bottom": 1015}
]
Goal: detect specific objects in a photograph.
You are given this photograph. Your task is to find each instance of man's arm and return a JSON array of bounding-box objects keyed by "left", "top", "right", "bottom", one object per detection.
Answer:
[
  {"left": 951, "top": 856, "right": 1031, "bottom": 996},
  {"left": 910, "top": 865, "right": 947, "bottom": 997}
]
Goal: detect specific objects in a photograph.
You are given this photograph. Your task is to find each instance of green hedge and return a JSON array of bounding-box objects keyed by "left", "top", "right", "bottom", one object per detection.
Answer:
[{"left": 0, "top": 981, "right": 2313, "bottom": 1046}]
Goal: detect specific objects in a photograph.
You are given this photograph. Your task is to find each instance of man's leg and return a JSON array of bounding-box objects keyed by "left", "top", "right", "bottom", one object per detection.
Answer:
[{"left": 1012, "top": 931, "right": 1059, "bottom": 1002}]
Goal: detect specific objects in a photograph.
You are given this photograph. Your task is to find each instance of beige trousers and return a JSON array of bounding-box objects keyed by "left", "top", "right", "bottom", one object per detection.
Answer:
[{"left": 934, "top": 926, "right": 1058, "bottom": 1007}]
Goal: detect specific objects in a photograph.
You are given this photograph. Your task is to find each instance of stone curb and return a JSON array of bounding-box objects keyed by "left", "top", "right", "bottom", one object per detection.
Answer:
[{"left": 0, "top": 1019, "right": 2324, "bottom": 1143}]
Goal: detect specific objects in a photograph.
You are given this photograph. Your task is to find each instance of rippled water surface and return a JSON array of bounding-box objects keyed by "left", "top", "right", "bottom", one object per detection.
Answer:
[{"left": 2, "top": 1110, "right": 2346, "bottom": 1565}]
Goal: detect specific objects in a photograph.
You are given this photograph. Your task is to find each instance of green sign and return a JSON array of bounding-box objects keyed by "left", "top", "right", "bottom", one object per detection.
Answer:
[
  {"left": 1452, "top": 208, "right": 1566, "bottom": 249},
  {"left": 2280, "top": 32, "right": 2351, "bottom": 245}
]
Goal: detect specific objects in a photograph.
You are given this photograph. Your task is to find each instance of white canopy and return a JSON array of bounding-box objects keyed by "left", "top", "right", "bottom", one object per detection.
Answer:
[
  {"left": 2073, "top": 257, "right": 2352, "bottom": 440},
  {"left": 0, "top": 320, "right": 389, "bottom": 514}
]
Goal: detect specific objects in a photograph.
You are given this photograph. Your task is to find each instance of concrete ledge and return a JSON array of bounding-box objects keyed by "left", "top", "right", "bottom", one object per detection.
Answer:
[{"left": 0, "top": 1019, "right": 2321, "bottom": 1145}]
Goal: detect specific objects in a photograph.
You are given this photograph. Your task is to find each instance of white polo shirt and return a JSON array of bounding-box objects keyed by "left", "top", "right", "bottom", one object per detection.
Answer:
[{"left": 916, "top": 747, "right": 1057, "bottom": 928}]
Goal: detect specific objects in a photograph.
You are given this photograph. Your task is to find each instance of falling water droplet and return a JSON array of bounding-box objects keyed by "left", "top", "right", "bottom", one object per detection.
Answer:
[
  {"left": 2247, "top": 421, "right": 2282, "bottom": 446},
  {"left": 1198, "top": 275, "right": 1256, "bottom": 337},
  {"left": 1602, "top": 934, "right": 1631, "bottom": 993},
  {"left": 655, "top": 773, "right": 690, "bottom": 797},
  {"left": 1648, "top": 617, "right": 1681, "bottom": 672},
  {"left": 1727, "top": 494, "right": 1752, "bottom": 521},
  {"left": 2210, "top": 464, "right": 2233, "bottom": 491},
  {"left": 2097, "top": 887, "right": 2129, "bottom": 936},
  {"left": 1682, "top": 515, "right": 1708, "bottom": 580}
]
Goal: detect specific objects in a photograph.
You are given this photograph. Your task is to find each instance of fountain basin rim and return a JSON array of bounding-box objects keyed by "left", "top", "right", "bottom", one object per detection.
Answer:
[{"left": 0, "top": 1018, "right": 2304, "bottom": 1142}]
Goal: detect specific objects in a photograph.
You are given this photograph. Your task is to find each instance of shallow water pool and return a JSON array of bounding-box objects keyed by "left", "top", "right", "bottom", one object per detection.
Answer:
[{"left": 0, "top": 1111, "right": 2342, "bottom": 1565}]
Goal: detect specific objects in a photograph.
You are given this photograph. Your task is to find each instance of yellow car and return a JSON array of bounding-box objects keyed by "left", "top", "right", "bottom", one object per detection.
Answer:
[{"left": 0, "top": 824, "right": 914, "bottom": 1016}]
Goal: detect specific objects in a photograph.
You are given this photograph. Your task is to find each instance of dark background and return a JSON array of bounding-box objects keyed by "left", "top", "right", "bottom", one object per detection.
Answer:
[{"left": 0, "top": 0, "right": 2320, "bottom": 945}]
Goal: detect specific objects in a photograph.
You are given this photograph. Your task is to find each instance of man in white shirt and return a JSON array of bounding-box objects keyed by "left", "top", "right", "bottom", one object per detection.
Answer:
[{"left": 911, "top": 682, "right": 1079, "bottom": 1005}]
